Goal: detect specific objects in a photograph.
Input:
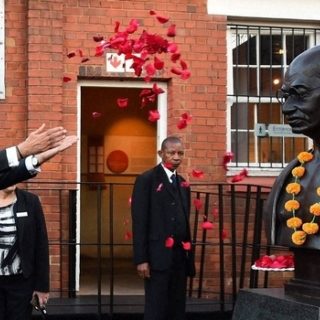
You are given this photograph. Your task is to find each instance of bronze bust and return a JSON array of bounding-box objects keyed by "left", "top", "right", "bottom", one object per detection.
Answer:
[{"left": 265, "top": 45, "right": 320, "bottom": 250}]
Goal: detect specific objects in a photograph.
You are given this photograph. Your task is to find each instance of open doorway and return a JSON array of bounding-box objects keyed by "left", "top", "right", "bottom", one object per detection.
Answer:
[{"left": 78, "top": 81, "right": 167, "bottom": 295}]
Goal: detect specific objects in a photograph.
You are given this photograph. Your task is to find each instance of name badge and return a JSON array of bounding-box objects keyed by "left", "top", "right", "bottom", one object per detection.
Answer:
[{"left": 16, "top": 211, "right": 28, "bottom": 217}]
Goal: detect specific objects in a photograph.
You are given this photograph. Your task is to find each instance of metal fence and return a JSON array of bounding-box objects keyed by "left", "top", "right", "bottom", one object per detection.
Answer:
[{"left": 26, "top": 181, "right": 291, "bottom": 317}]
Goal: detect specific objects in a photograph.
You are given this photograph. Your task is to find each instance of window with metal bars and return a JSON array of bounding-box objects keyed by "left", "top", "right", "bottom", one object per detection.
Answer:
[{"left": 227, "top": 25, "right": 320, "bottom": 171}]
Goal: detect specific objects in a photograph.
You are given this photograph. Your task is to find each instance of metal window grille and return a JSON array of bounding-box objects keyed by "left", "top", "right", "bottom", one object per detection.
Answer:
[{"left": 227, "top": 24, "right": 320, "bottom": 169}]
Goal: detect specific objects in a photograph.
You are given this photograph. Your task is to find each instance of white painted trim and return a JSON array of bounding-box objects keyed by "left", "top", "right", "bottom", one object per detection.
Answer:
[
  {"left": 0, "top": 1, "right": 4, "bottom": 99},
  {"left": 207, "top": 0, "right": 320, "bottom": 21},
  {"left": 75, "top": 79, "right": 167, "bottom": 290}
]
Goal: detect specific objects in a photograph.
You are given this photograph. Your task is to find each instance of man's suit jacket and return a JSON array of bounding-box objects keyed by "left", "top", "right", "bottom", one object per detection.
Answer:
[
  {"left": 131, "top": 164, "right": 194, "bottom": 273},
  {"left": 13, "top": 188, "right": 49, "bottom": 292},
  {"left": 0, "top": 150, "right": 37, "bottom": 189}
]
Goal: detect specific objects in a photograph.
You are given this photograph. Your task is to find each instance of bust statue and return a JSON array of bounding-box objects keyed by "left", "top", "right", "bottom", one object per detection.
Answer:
[
  {"left": 264, "top": 45, "right": 320, "bottom": 298},
  {"left": 265, "top": 45, "right": 320, "bottom": 249}
]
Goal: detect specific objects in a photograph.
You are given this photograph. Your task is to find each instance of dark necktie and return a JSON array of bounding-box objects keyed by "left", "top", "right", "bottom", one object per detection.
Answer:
[{"left": 171, "top": 173, "right": 177, "bottom": 188}]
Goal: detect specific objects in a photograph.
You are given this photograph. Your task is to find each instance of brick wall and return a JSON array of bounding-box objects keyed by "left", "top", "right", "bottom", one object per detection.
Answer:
[{"left": 4, "top": 0, "right": 234, "bottom": 296}]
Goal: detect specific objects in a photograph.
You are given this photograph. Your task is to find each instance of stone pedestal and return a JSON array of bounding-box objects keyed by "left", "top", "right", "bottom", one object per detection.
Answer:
[
  {"left": 285, "top": 248, "right": 320, "bottom": 299},
  {"left": 232, "top": 288, "right": 320, "bottom": 320}
]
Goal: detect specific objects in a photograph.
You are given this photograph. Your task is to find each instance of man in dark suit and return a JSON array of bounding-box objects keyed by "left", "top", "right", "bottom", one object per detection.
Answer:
[
  {"left": 0, "top": 123, "right": 77, "bottom": 189},
  {"left": 131, "top": 136, "right": 195, "bottom": 320},
  {"left": 0, "top": 184, "right": 49, "bottom": 320}
]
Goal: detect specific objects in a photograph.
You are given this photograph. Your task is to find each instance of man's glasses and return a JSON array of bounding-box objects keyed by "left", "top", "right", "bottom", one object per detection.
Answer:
[{"left": 276, "top": 86, "right": 320, "bottom": 105}]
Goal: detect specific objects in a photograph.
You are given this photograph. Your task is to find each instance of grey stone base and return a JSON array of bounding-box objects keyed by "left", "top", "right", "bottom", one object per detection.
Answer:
[{"left": 232, "top": 288, "right": 320, "bottom": 320}]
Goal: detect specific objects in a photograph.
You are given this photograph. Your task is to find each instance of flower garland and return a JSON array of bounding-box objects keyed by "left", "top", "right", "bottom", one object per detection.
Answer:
[{"left": 285, "top": 151, "right": 320, "bottom": 245}]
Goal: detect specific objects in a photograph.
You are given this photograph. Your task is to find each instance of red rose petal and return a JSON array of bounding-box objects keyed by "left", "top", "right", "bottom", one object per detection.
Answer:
[
  {"left": 165, "top": 236, "right": 174, "bottom": 248},
  {"left": 171, "top": 53, "right": 181, "bottom": 63},
  {"left": 180, "top": 69, "right": 191, "bottom": 80},
  {"left": 67, "top": 51, "right": 76, "bottom": 58},
  {"left": 152, "top": 83, "right": 165, "bottom": 95},
  {"left": 156, "top": 15, "right": 169, "bottom": 24},
  {"left": 180, "top": 59, "right": 188, "bottom": 70},
  {"left": 149, "top": 10, "right": 156, "bottom": 15},
  {"left": 167, "top": 43, "right": 178, "bottom": 53},
  {"left": 180, "top": 181, "right": 190, "bottom": 188},
  {"left": 156, "top": 183, "right": 163, "bottom": 192},
  {"left": 63, "top": 76, "right": 72, "bottom": 82},
  {"left": 167, "top": 24, "right": 176, "bottom": 37},
  {"left": 181, "top": 112, "right": 192, "bottom": 123},
  {"left": 93, "top": 35, "right": 104, "bottom": 42},
  {"left": 182, "top": 241, "right": 191, "bottom": 251},
  {"left": 193, "top": 198, "right": 203, "bottom": 210},
  {"left": 124, "top": 231, "right": 132, "bottom": 240},
  {"left": 81, "top": 57, "right": 90, "bottom": 63},
  {"left": 223, "top": 151, "right": 234, "bottom": 171},
  {"left": 163, "top": 162, "right": 174, "bottom": 170},
  {"left": 202, "top": 221, "right": 214, "bottom": 230},
  {"left": 154, "top": 56, "right": 164, "bottom": 70},
  {"left": 117, "top": 98, "right": 129, "bottom": 108},
  {"left": 192, "top": 169, "right": 204, "bottom": 179},
  {"left": 177, "top": 119, "right": 187, "bottom": 130},
  {"left": 148, "top": 109, "right": 160, "bottom": 122},
  {"left": 170, "top": 67, "right": 182, "bottom": 76},
  {"left": 92, "top": 111, "right": 102, "bottom": 118}
]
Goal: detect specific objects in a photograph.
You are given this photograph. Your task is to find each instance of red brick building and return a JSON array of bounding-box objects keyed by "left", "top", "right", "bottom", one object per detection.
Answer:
[{"left": 3, "top": 0, "right": 320, "bottom": 298}]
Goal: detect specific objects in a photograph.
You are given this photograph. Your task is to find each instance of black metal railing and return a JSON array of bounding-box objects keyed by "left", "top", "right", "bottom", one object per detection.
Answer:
[{"left": 26, "top": 181, "right": 291, "bottom": 318}]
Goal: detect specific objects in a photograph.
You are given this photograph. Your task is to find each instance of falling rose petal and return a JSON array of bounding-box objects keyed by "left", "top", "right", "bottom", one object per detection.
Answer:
[
  {"left": 124, "top": 231, "right": 132, "bottom": 240},
  {"left": 81, "top": 57, "right": 90, "bottom": 63},
  {"left": 163, "top": 162, "right": 174, "bottom": 170},
  {"left": 222, "top": 229, "right": 228, "bottom": 240},
  {"left": 149, "top": 10, "right": 156, "bottom": 15},
  {"left": 77, "top": 49, "right": 84, "bottom": 57},
  {"left": 177, "top": 119, "right": 187, "bottom": 130},
  {"left": 152, "top": 83, "right": 165, "bottom": 95},
  {"left": 230, "top": 174, "right": 243, "bottom": 183},
  {"left": 148, "top": 109, "right": 160, "bottom": 122},
  {"left": 67, "top": 51, "right": 76, "bottom": 58},
  {"left": 182, "top": 241, "right": 191, "bottom": 251},
  {"left": 93, "top": 35, "right": 104, "bottom": 42},
  {"left": 171, "top": 53, "right": 181, "bottom": 63},
  {"left": 212, "top": 208, "right": 219, "bottom": 219},
  {"left": 156, "top": 15, "right": 169, "bottom": 24},
  {"left": 181, "top": 69, "right": 191, "bottom": 80},
  {"left": 63, "top": 76, "right": 72, "bottom": 82},
  {"left": 126, "top": 19, "right": 139, "bottom": 34},
  {"left": 193, "top": 198, "right": 203, "bottom": 210},
  {"left": 223, "top": 151, "right": 234, "bottom": 171},
  {"left": 92, "top": 111, "right": 102, "bottom": 119},
  {"left": 114, "top": 21, "right": 120, "bottom": 33},
  {"left": 128, "top": 197, "right": 132, "bottom": 207},
  {"left": 180, "top": 181, "right": 190, "bottom": 188},
  {"left": 156, "top": 183, "right": 163, "bottom": 192},
  {"left": 181, "top": 112, "right": 192, "bottom": 123},
  {"left": 154, "top": 56, "right": 164, "bottom": 70},
  {"left": 167, "top": 43, "right": 178, "bottom": 53},
  {"left": 145, "top": 63, "right": 156, "bottom": 76},
  {"left": 117, "top": 98, "right": 129, "bottom": 108},
  {"left": 202, "top": 221, "right": 214, "bottom": 230},
  {"left": 165, "top": 236, "right": 174, "bottom": 248},
  {"left": 240, "top": 168, "right": 248, "bottom": 177},
  {"left": 144, "top": 76, "right": 152, "bottom": 82},
  {"left": 170, "top": 67, "right": 182, "bottom": 76},
  {"left": 167, "top": 24, "right": 176, "bottom": 37},
  {"left": 140, "top": 89, "right": 152, "bottom": 97},
  {"left": 180, "top": 59, "right": 188, "bottom": 70},
  {"left": 192, "top": 169, "right": 204, "bottom": 179}
]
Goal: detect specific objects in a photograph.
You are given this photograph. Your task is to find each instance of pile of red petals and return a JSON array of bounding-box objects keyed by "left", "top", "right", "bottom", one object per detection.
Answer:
[{"left": 254, "top": 255, "right": 294, "bottom": 269}]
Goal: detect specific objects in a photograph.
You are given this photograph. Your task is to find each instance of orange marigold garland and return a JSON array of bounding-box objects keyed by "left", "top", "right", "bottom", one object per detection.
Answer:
[{"left": 285, "top": 150, "right": 320, "bottom": 245}]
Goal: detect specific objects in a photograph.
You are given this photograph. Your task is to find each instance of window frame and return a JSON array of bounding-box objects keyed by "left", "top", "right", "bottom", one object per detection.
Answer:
[{"left": 226, "top": 23, "right": 319, "bottom": 175}]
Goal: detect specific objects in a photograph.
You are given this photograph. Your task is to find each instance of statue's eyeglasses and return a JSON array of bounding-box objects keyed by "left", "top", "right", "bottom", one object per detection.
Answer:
[{"left": 276, "top": 86, "right": 320, "bottom": 105}]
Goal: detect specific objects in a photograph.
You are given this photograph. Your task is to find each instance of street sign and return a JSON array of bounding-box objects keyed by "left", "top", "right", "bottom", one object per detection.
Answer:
[
  {"left": 254, "top": 123, "right": 305, "bottom": 137},
  {"left": 268, "top": 124, "right": 304, "bottom": 137}
]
